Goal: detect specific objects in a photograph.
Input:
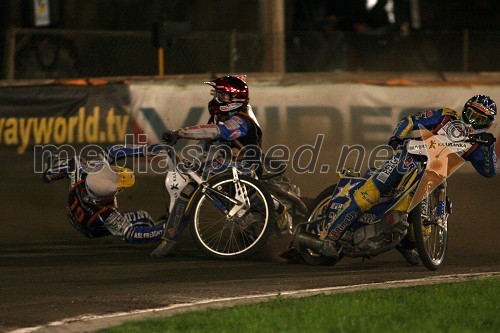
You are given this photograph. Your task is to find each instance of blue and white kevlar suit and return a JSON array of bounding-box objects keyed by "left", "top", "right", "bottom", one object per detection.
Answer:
[
  {"left": 161, "top": 106, "right": 263, "bottom": 246},
  {"left": 322, "top": 107, "right": 497, "bottom": 244},
  {"left": 45, "top": 159, "right": 165, "bottom": 244},
  {"left": 66, "top": 180, "right": 164, "bottom": 243}
]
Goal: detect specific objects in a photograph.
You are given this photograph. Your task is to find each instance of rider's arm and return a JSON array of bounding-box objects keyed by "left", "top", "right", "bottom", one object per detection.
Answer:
[
  {"left": 391, "top": 108, "right": 459, "bottom": 139},
  {"left": 43, "top": 157, "right": 75, "bottom": 183},
  {"left": 178, "top": 115, "right": 249, "bottom": 141},
  {"left": 106, "top": 144, "right": 176, "bottom": 161},
  {"left": 179, "top": 123, "right": 220, "bottom": 140},
  {"left": 464, "top": 139, "right": 497, "bottom": 178}
]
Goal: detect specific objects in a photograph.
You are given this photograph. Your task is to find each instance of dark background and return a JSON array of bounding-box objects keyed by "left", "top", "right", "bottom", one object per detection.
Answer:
[
  {"left": 1, "top": 0, "right": 499, "bottom": 79},
  {"left": 2, "top": 0, "right": 499, "bottom": 32}
]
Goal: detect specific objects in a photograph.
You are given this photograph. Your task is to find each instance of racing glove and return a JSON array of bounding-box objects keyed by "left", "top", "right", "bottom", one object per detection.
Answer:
[
  {"left": 474, "top": 132, "right": 496, "bottom": 147},
  {"left": 162, "top": 130, "right": 180, "bottom": 146},
  {"left": 388, "top": 136, "right": 404, "bottom": 150}
]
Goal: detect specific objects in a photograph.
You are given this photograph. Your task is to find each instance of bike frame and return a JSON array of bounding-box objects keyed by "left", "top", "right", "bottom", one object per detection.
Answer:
[{"left": 134, "top": 145, "right": 254, "bottom": 219}]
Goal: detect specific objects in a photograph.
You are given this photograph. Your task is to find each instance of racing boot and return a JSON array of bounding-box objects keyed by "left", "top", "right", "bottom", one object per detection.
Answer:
[
  {"left": 150, "top": 239, "right": 176, "bottom": 258},
  {"left": 396, "top": 245, "right": 420, "bottom": 266},
  {"left": 318, "top": 239, "right": 340, "bottom": 260}
]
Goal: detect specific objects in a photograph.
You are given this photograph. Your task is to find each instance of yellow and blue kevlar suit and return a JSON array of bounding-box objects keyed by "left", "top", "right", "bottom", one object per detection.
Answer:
[{"left": 322, "top": 107, "right": 497, "bottom": 243}]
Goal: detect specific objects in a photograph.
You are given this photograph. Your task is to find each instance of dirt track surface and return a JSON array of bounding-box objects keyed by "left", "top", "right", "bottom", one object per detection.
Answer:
[{"left": 1, "top": 173, "right": 499, "bottom": 332}]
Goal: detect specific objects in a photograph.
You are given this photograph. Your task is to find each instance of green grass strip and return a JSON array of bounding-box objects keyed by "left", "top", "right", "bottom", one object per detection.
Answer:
[{"left": 101, "top": 277, "right": 500, "bottom": 333}]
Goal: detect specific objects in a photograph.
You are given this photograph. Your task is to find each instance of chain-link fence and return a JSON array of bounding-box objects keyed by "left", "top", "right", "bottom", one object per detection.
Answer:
[{"left": 4, "top": 27, "right": 499, "bottom": 80}]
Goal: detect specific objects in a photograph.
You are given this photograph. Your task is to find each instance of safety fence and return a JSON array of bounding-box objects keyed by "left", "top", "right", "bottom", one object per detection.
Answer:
[{"left": 3, "top": 28, "right": 499, "bottom": 80}]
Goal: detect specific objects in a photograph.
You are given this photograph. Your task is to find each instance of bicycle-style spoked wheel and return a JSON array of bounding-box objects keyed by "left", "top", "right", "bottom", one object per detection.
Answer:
[
  {"left": 410, "top": 186, "right": 448, "bottom": 270},
  {"left": 189, "top": 172, "right": 275, "bottom": 259}
]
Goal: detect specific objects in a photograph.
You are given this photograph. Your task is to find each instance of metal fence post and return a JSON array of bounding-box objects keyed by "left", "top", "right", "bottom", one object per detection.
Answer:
[
  {"left": 5, "top": 26, "right": 16, "bottom": 80},
  {"left": 261, "top": 0, "right": 285, "bottom": 73},
  {"left": 158, "top": 47, "right": 165, "bottom": 76}
]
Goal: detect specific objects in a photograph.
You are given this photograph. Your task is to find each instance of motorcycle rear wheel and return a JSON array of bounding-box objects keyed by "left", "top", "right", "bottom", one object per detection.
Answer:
[
  {"left": 300, "top": 184, "right": 341, "bottom": 266},
  {"left": 410, "top": 188, "right": 448, "bottom": 271},
  {"left": 189, "top": 172, "right": 275, "bottom": 260}
]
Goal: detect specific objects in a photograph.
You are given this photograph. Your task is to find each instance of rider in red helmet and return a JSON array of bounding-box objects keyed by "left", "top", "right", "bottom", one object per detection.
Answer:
[
  {"left": 152, "top": 75, "right": 264, "bottom": 258},
  {"left": 162, "top": 75, "right": 262, "bottom": 167}
]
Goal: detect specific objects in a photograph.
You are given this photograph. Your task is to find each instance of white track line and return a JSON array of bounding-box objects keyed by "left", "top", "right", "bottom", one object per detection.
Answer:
[{"left": 9, "top": 271, "right": 500, "bottom": 333}]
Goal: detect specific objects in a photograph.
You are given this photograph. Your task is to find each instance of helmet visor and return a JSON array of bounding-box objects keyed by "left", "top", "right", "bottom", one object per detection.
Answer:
[
  {"left": 210, "top": 89, "right": 231, "bottom": 103},
  {"left": 464, "top": 106, "right": 492, "bottom": 128}
]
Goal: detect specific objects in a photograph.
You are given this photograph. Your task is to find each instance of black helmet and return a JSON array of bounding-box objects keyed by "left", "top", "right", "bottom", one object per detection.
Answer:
[{"left": 462, "top": 95, "right": 497, "bottom": 130}]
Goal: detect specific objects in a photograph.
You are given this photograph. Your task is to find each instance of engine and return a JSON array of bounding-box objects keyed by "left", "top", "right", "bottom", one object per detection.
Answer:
[{"left": 340, "top": 211, "right": 409, "bottom": 252}]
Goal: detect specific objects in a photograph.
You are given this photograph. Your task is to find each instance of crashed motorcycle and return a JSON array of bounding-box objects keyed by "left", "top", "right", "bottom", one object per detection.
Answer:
[
  {"left": 104, "top": 142, "right": 279, "bottom": 259},
  {"left": 285, "top": 127, "right": 487, "bottom": 270}
]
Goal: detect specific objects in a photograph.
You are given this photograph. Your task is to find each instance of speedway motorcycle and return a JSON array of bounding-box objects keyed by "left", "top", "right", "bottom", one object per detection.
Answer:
[{"left": 285, "top": 125, "right": 487, "bottom": 271}]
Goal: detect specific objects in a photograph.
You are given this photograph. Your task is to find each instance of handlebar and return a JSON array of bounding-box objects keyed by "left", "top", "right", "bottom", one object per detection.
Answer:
[
  {"left": 465, "top": 134, "right": 495, "bottom": 145},
  {"left": 402, "top": 134, "right": 493, "bottom": 145}
]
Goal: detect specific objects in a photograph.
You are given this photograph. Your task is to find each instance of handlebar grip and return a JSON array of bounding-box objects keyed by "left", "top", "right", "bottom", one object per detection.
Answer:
[
  {"left": 162, "top": 130, "right": 180, "bottom": 145},
  {"left": 466, "top": 137, "right": 493, "bottom": 145}
]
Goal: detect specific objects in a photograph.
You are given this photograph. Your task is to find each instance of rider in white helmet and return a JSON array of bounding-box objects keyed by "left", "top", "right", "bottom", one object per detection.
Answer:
[{"left": 45, "top": 161, "right": 165, "bottom": 243}]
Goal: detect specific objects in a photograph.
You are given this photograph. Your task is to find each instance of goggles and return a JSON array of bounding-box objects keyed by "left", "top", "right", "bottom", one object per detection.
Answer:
[
  {"left": 210, "top": 89, "right": 231, "bottom": 103},
  {"left": 464, "top": 106, "right": 492, "bottom": 127}
]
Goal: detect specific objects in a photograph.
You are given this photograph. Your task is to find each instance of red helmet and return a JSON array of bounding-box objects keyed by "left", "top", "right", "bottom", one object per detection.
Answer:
[{"left": 206, "top": 75, "right": 249, "bottom": 116}]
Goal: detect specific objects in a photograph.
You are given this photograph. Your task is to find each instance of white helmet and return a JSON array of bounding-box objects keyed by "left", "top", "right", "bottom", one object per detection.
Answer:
[{"left": 85, "top": 165, "right": 135, "bottom": 199}]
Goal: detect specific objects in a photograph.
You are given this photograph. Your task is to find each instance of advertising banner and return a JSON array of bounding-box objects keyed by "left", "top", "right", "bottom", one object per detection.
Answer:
[
  {"left": 0, "top": 83, "right": 131, "bottom": 188},
  {"left": 0, "top": 84, "right": 131, "bottom": 155},
  {"left": 0, "top": 83, "right": 131, "bottom": 244},
  {"left": 130, "top": 82, "right": 500, "bottom": 148},
  {"left": 129, "top": 81, "right": 500, "bottom": 195}
]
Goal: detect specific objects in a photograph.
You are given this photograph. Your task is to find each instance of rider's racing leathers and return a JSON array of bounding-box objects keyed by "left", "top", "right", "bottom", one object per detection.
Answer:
[
  {"left": 67, "top": 180, "right": 164, "bottom": 243},
  {"left": 66, "top": 180, "right": 164, "bottom": 243},
  {"left": 180, "top": 105, "right": 262, "bottom": 168},
  {"left": 322, "top": 107, "right": 497, "bottom": 244},
  {"left": 46, "top": 160, "right": 165, "bottom": 244}
]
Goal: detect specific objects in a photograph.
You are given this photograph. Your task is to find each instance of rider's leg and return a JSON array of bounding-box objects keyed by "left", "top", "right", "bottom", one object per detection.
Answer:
[
  {"left": 101, "top": 209, "right": 164, "bottom": 244},
  {"left": 319, "top": 178, "right": 381, "bottom": 258},
  {"left": 396, "top": 233, "right": 420, "bottom": 265},
  {"left": 319, "top": 151, "right": 410, "bottom": 257},
  {"left": 396, "top": 246, "right": 420, "bottom": 265},
  {"left": 121, "top": 210, "right": 165, "bottom": 244},
  {"left": 151, "top": 184, "right": 196, "bottom": 258}
]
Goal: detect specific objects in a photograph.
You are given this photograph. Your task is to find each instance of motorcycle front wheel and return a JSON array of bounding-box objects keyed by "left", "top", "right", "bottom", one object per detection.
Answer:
[
  {"left": 189, "top": 172, "right": 275, "bottom": 260},
  {"left": 301, "top": 184, "right": 341, "bottom": 266},
  {"left": 409, "top": 187, "right": 448, "bottom": 271}
]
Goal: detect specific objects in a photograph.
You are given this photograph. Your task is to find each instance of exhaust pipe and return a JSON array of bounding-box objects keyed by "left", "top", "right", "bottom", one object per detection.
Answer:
[
  {"left": 296, "top": 232, "right": 403, "bottom": 258},
  {"left": 296, "top": 232, "right": 322, "bottom": 252}
]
